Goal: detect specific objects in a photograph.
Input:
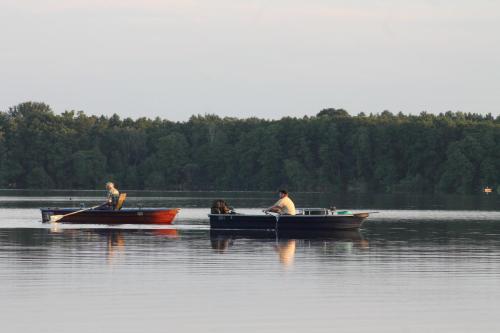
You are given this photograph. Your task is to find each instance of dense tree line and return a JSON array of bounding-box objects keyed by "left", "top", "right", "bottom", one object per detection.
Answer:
[{"left": 0, "top": 102, "right": 499, "bottom": 194}]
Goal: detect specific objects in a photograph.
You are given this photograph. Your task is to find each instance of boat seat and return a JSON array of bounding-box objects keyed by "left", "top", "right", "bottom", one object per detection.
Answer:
[{"left": 115, "top": 193, "right": 127, "bottom": 210}]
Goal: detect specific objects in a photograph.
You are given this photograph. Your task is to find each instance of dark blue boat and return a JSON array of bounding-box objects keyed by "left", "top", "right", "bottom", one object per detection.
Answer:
[{"left": 209, "top": 208, "right": 369, "bottom": 231}]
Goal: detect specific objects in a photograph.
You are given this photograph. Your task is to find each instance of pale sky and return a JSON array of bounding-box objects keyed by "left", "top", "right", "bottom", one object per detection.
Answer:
[{"left": 1, "top": 0, "right": 499, "bottom": 121}]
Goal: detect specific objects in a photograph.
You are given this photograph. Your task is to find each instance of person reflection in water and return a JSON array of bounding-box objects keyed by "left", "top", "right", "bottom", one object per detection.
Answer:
[
  {"left": 107, "top": 231, "right": 125, "bottom": 258},
  {"left": 275, "top": 240, "right": 296, "bottom": 267}
]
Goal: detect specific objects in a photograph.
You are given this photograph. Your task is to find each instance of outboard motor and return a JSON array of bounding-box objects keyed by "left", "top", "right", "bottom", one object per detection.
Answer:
[{"left": 211, "top": 199, "right": 234, "bottom": 214}]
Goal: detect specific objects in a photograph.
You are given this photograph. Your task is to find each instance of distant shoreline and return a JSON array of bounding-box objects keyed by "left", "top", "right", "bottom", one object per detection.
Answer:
[{"left": 1, "top": 102, "right": 498, "bottom": 194}]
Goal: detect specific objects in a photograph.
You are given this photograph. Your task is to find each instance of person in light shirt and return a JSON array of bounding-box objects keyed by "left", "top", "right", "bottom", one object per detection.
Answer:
[
  {"left": 101, "top": 182, "right": 120, "bottom": 210},
  {"left": 264, "top": 190, "right": 296, "bottom": 215}
]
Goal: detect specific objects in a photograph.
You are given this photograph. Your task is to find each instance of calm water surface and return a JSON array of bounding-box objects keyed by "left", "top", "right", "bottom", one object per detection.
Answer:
[{"left": 1, "top": 191, "right": 500, "bottom": 332}]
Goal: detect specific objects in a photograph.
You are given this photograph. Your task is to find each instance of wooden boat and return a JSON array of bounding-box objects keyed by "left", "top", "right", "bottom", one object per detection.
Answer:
[
  {"left": 41, "top": 207, "right": 180, "bottom": 224},
  {"left": 209, "top": 208, "right": 369, "bottom": 231}
]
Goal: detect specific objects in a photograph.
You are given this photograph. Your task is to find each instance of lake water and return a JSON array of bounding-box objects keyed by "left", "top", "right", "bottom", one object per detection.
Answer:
[{"left": 1, "top": 190, "right": 500, "bottom": 332}]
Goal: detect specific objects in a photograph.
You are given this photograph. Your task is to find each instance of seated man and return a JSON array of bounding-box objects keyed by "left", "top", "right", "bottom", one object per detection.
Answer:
[
  {"left": 101, "top": 182, "right": 120, "bottom": 210},
  {"left": 264, "top": 190, "right": 296, "bottom": 215}
]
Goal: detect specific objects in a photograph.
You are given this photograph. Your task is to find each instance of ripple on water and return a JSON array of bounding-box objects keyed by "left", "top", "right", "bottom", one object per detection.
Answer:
[{"left": 1, "top": 206, "right": 500, "bottom": 332}]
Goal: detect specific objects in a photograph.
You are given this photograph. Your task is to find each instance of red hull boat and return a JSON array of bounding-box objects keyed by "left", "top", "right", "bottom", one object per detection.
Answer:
[{"left": 41, "top": 208, "right": 180, "bottom": 224}]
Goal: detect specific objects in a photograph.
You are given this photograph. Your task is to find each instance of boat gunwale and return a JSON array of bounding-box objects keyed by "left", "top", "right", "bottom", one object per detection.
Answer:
[
  {"left": 207, "top": 213, "right": 365, "bottom": 218},
  {"left": 41, "top": 207, "right": 180, "bottom": 213},
  {"left": 40, "top": 207, "right": 180, "bottom": 224}
]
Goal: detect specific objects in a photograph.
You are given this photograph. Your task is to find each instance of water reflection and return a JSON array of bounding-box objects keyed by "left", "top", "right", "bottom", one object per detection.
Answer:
[
  {"left": 209, "top": 229, "right": 368, "bottom": 266},
  {"left": 104, "top": 231, "right": 125, "bottom": 261},
  {"left": 49, "top": 228, "right": 180, "bottom": 263},
  {"left": 0, "top": 227, "right": 183, "bottom": 267},
  {"left": 275, "top": 240, "right": 296, "bottom": 266},
  {"left": 3, "top": 217, "right": 500, "bottom": 333},
  {"left": 152, "top": 229, "right": 179, "bottom": 238}
]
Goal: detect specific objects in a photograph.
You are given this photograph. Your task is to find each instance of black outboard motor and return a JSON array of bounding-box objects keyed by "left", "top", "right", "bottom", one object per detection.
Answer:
[{"left": 211, "top": 200, "right": 234, "bottom": 214}]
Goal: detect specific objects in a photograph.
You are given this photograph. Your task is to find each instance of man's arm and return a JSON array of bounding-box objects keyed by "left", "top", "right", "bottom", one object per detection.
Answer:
[
  {"left": 106, "top": 192, "right": 113, "bottom": 205},
  {"left": 264, "top": 200, "right": 283, "bottom": 213}
]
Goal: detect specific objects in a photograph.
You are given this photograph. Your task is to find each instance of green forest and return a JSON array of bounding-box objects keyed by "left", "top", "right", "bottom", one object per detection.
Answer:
[{"left": 0, "top": 102, "right": 499, "bottom": 194}]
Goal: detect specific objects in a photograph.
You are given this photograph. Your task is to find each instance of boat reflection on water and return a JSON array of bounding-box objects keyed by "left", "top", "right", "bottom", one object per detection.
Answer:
[
  {"left": 48, "top": 227, "right": 179, "bottom": 262},
  {"left": 152, "top": 229, "right": 180, "bottom": 238},
  {"left": 210, "top": 229, "right": 369, "bottom": 266},
  {"left": 210, "top": 237, "right": 235, "bottom": 254}
]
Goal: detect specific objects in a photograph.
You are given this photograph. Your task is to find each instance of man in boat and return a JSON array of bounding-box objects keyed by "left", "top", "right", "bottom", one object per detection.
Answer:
[
  {"left": 100, "top": 182, "right": 120, "bottom": 210},
  {"left": 264, "top": 190, "right": 296, "bottom": 215}
]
